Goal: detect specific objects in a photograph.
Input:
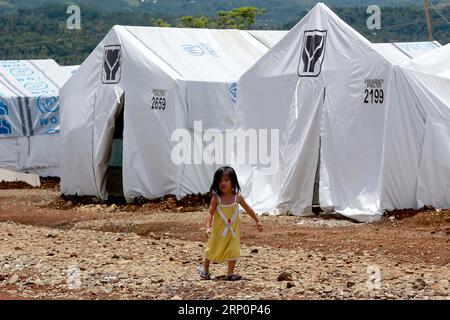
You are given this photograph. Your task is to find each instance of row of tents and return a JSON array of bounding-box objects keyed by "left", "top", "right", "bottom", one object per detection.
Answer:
[{"left": 1, "top": 3, "right": 449, "bottom": 222}]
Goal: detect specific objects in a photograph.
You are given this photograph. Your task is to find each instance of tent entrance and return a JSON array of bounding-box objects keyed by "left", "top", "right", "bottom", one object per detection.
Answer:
[
  {"left": 310, "top": 85, "right": 326, "bottom": 214},
  {"left": 312, "top": 138, "right": 321, "bottom": 213},
  {"left": 105, "top": 95, "right": 124, "bottom": 200}
]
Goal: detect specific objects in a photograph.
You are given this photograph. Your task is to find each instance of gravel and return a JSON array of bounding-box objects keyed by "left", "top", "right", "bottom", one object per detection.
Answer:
[{"left": 0, "top": 221, "right": 448, "bottom": 300}]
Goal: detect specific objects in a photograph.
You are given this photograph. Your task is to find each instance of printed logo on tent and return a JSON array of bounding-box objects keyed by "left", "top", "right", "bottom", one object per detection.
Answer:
[
  {"left": 182, "top": 43, "right": 219, "bottom": 57},
  {"left": 37, "top": 96, "right": 59, "bottom": 113},
  {"left": 24, "top": 81, "right": 49, "bottom": 92},
  {"left": 298, "top": 30, "right": 327, "bottom": 77},
  {"left": 1, "top": 62, "right": 57, "bottom": 96},
  {"left": 229, "top": 82, "right": 237, "bottom": 103},
  {"left": 182, "top": 44, "right": 205, "bottom": 56},
  {"left": 45, "top": 127, "right": 60, "bottom": 134},
  {"left": 10, "top": 67, "right": 34, "bottom": 77},
  {"left": 0, "top": 99, "right": 8, "bottom": 116},
  {"left": 0, "top": 119, "right": 12, "bottom": 135},
  {"left": 102, "top": 45, "right": 122, "bottom": 84}
]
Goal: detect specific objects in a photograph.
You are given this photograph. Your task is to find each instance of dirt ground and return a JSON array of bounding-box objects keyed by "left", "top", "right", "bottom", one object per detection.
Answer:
[{"left": 0, "top": 183, "right": 449, "bottom": 300}]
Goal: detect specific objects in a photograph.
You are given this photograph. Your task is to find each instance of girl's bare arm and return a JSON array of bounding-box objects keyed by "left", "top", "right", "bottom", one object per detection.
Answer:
[
  {"left": 238, "top": 194, "right": 263, "bottom": 232},
  {"left": 205, "top": 196, "right": 218, "bottom": 237}
]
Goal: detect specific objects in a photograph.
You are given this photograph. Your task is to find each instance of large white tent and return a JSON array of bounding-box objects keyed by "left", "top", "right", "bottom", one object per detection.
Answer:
[
  {"left": 384, "top": 44, "right": 450, "bottom": 210},
  {"left": 60, "top": 26, "right": 286, "bottom": 199},
  {"left": 235, "top": 3, "right": 450, "bottom": 222},
  {"left": 0, "top": 59, "right": 70, "bottom": 177}
]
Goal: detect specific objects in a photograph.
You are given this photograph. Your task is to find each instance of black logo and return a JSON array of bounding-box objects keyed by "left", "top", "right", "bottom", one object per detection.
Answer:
[
  {"left": 298, "top": 30, "right": 327, "bottom": 77},
  {"left": 102, "top": 45, "right": 121, "bottom": 84}
]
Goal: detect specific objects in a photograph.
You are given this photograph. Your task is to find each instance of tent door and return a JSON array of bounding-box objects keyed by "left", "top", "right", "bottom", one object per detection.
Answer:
[
  {"left": 311, "top": 86, "right": 327, "bottom": 214},
  {"left": 105, "top": 94, "right": 124, "bottom": 200},
  {"left": 312, "top": 137, "right": 321, "bottom": 212}
]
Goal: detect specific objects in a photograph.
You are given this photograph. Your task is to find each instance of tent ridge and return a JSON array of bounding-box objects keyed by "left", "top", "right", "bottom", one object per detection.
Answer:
[
  {"left": 121, "top": 26, "right": 184, "bottom": 79},
  {"left": 28, "top": 60, "right": 62, "bottom": 91},
  {"left": 244, "top": 31, "right": 272, "bottom": 49}
]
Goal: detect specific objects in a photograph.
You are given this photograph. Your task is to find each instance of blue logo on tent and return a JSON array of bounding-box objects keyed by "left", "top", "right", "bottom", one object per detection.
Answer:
[
  {"left": 10, "top": 67, "right": 34, "bottom": 77},
  {"left": 182, "top": 44, "right": 205, "bottom": 56},
  {"left": 45, "top": 127, "right": 60, "bottom": 134},
  {"left": 229, "top": 82, "right": 237, "bottom": 103},
  {"left": 0, "top": 99, "right": 8, "bottom": 115},
  {"left": 37, "top": 96, "right": 59, "bottom": 113},
  {"left": 24, "top": 81, "right": 48, "bottom": 91},
  {"left": 0, "top": 119, "right": 12, "bottom": 135}
]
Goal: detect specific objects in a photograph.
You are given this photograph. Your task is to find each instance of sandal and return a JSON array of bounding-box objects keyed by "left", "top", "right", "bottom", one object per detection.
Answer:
[
  {"left": 225, "top": 274, "right": 242, "bottom": 281},
  {"left": 198, "top": 267, "right": 211, "bottom": 280}
]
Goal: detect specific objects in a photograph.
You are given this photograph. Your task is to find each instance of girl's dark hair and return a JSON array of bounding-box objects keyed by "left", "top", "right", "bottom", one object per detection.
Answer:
[{"left": 210, "top": 166, "right": 241, "bottom": 196}]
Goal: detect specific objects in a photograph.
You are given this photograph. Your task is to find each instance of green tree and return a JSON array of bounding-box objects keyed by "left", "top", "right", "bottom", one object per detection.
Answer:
[
  {"left": 178, "top": 15, "right": 211, "bottom": 28},
  {"left": 215, "top": 10, "right": 232, "bottom": 28},
  {"left": 226, "top": 6, "right": 266, "bottom": 29},
  {"left": 179, "top": 6, "right": 266, "bottom": 30},
  {"left": 150, "top": 18, "right": 171, "bottom": 27}
]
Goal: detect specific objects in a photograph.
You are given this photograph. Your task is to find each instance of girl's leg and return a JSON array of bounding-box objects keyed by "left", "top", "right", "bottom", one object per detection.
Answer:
[
  {"left": 227, "top": 260, "right": 236, "bottom": 275},
  {"left": 204, "top": 258, "right": 211, "bottom": 273}
]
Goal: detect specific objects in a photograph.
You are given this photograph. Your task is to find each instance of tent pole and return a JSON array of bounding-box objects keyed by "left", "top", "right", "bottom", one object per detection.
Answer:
[{"left": 423, "top": 0, "right": 434, "bottom": 41}]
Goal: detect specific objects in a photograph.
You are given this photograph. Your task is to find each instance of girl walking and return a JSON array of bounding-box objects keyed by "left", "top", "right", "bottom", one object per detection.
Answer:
[{"left": 199, "top": 166, "right": 263, "bottom": 281}]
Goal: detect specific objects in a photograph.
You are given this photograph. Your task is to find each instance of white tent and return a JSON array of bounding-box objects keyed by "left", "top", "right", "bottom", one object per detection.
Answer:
[
  {"left": 0, "top": 59, "right": 70, "bottom": 177},
  {"left": 384, "top": 44, "right": 450, "bottom": 210},
  {"left": 247, "top": 30, "right": 289, "bottom": 48},
  {"left": 60, "top": 26, "right": 285, "bottom": 199},
  {"left": 63, "top": 65, "right": 80, "bottom": 76},
  {"left": 408, "top": 43, "right": 450, "bottom": 78},
  {"left": 373, "top": 41, "right": 441, "bottom": 64},
  {"left": 236, "top": 3, "right": 450, "bottom": 222}
]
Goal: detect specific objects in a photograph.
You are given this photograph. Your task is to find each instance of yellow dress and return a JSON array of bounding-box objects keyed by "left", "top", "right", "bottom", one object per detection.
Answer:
[{"left": 205, "top": 195, "right": 240, "bottom": 262}]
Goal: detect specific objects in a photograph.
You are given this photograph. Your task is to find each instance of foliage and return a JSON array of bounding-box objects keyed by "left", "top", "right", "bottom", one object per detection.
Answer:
[
  {"left": 0, "top": 2, "right": 448, "bottom": 65},
  {"left": 177, "top": 6, "right": 265, "bottom": 29}
]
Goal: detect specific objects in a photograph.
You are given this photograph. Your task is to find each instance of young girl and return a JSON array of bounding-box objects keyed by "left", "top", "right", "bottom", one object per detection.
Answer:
[{"left": 199, "top": 166, "right": 263, "bottom": 281}]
